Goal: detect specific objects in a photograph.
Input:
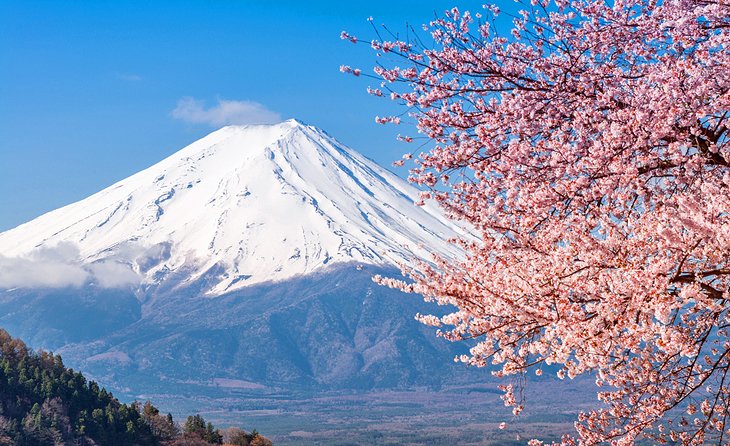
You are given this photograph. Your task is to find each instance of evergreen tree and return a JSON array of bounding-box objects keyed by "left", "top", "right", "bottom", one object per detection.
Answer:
[{"left": 0, "top": 329, "right": 269, "bottom": 445}]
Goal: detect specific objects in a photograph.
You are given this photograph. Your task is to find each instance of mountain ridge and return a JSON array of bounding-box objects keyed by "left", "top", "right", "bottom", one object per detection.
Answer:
[{"left": 0, "top": 120, "right": 466, "bottom": 294}]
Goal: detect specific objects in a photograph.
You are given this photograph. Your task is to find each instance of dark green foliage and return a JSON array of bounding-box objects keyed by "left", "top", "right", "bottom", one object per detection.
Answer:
[
  {"left": 0, "top": 329, "right": 156, "bottom": 445},
  {"left": 183, "top": 414, "right": 222, "bottom": 444},
  {"left": 0, "top": 329, "right": 262, "bottom": 446},
  {"left": 139, "top": 401, "right": 178, "bottom": 442}
]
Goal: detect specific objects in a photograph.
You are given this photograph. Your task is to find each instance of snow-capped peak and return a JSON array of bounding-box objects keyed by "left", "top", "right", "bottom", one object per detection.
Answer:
[{"left": 0, "top": 120, "right": 465, "bottom": 294}]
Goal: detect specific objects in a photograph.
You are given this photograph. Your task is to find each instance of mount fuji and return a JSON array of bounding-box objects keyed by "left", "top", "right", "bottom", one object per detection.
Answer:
[
  {"left": 0, "top": 121, "right": 492, "bottom": 410},
  {"left": 0, "top": 119, "right": 464, "bottom": 294}
]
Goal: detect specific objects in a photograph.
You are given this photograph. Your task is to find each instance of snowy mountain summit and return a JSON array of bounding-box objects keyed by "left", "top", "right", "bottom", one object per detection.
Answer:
[{"left": 0, "top": 119, "right": 464, "bottom": 294}]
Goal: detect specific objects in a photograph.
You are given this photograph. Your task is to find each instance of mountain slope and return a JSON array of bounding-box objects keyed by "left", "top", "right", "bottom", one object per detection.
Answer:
[
  {"left": 0, "top": 120, "right": 487, "bottom": 406},
  {"left": 0, "top": 120, "right": 464, "bottom": 294}
]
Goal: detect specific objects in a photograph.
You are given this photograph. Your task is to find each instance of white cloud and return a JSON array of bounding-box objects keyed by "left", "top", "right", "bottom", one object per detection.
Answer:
[
  {"left": 0, "top": 242, "right": 140, "bottom": 289},
  {"left": 0, "top": 255, "right": 88, "bottom": 288},
  {"left": 87, "top": 262, "right": 140, "bottom": 288},
  {"left": 171, "top": 97, "right": 282, "bottom": 126}
]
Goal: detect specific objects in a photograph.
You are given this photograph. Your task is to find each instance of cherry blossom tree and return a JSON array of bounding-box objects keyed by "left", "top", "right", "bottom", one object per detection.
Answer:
[{"left": 344, "top": 1, "right": 729, "bottom": 444}]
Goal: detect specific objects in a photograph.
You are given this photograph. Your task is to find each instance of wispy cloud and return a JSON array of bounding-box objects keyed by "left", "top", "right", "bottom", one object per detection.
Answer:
[
  {"left": 87, "top": 262, "right": 140, "bottom": 288},
  {"left": 0, "top": 242, "right": 140, "bottom": 289},
  {"left": 171, "top": 97, "right": 282, "bottom": 126},
  {"left": 117, "top": 73, "right": 143, "bottom": 82}
]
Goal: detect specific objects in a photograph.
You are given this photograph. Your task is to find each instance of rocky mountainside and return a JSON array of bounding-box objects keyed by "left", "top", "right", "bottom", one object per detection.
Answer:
[
  {"left": 0, "top": 119, "right": 465, "bottom": 294},
  {"left": 0, "top": 121, "right": 484, "bottom": 400}
]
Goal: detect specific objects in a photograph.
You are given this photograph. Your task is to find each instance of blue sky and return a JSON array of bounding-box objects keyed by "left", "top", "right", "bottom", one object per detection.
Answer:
[{"left": 0, "top": 0, "right": 462, "bottom": 231}]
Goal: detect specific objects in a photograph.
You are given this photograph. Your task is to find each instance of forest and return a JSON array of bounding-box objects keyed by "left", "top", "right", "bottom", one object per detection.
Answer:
[{"left": 0, "top": 328, "right": 272, "bottom": 446}]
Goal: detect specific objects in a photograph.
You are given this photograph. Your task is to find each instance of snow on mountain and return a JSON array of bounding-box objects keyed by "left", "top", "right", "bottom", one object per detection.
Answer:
[{"left": 0, "top": 119, "right": 465, "bottom": 294}]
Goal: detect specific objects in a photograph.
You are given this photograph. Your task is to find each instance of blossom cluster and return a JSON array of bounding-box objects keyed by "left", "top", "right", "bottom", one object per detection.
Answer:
[{"left": 352, "top": 0, "right": 730, "bottom": 443}]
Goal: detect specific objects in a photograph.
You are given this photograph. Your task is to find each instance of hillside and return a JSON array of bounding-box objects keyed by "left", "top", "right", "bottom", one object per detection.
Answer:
[{"left": 0, "top": 328, "right": 271, "bottom": 446}]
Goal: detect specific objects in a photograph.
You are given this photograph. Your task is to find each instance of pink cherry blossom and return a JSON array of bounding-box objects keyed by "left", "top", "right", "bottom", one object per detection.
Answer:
[{"left": 347, "top": 0, "right": 730, "bottom": 444}]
